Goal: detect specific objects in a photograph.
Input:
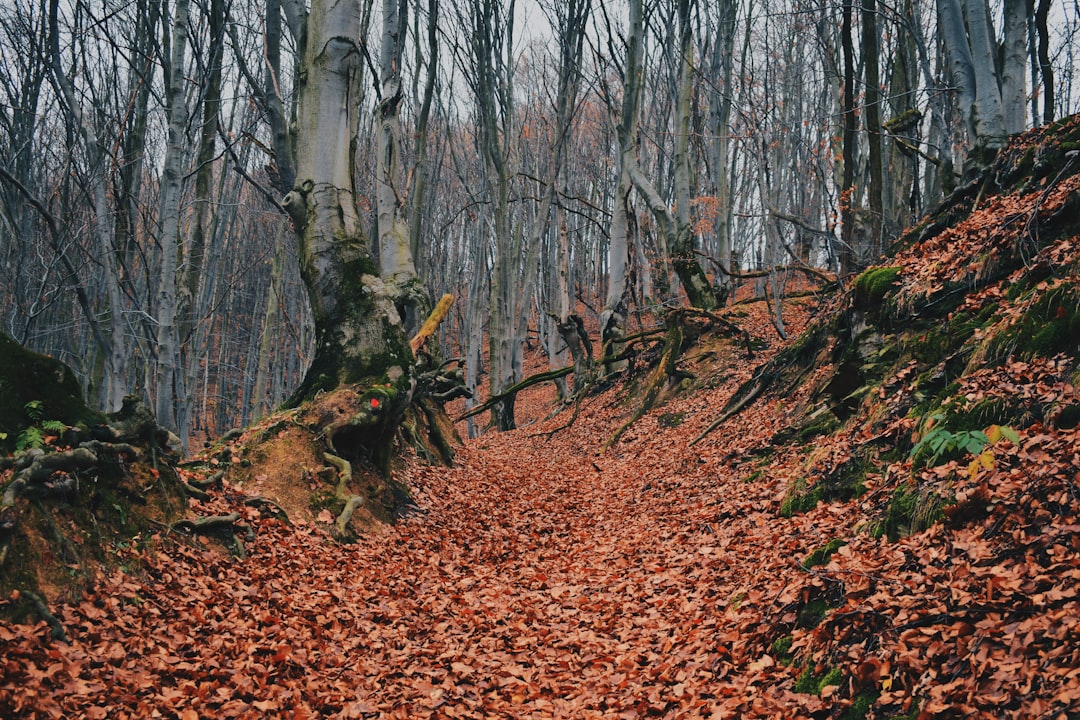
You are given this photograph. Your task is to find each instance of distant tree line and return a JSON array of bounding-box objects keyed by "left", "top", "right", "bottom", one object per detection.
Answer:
[{"left": 0, "top": 0, "right": 1074, "bottom": 443}]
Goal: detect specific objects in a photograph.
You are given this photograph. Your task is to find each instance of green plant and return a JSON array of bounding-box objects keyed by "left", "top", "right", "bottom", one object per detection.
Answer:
[
  {"left": 13, "top": 401, "right": 69, "bottom": 452},
  {"left": 909, "top": 415, "right": 1019, "bottom": 473}
]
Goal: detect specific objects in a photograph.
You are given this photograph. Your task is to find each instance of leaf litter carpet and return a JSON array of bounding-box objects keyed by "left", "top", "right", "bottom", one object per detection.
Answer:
[{"left": 2, "top": 336, "right": 1079, "bottom": 718}]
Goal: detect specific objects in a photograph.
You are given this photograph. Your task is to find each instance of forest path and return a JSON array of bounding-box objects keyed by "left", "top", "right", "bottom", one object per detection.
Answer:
[{"left": 2, "top": 360, "right": 820, "bottom": 719}]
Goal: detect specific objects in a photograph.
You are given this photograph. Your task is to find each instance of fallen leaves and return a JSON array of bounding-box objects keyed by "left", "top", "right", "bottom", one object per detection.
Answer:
[{"left": 3, "top": 124, "right": 1080, "bottom": 718}]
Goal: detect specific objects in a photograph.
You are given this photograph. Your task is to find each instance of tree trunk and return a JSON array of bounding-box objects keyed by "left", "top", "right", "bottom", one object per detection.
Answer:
[
  {"left": 377, "top": 0, "right": 425, "bottom": 335},
  {"left": 599, "top": 0, "right": 644, "bottom": 376},
  {"left": 154, "top": 0, "right": 192, "bottom": 438},
  {"left": 1001, "top": 0, "right": 1028, "bottom": 134},
  {"left": 861, "top": 0, "right": 884, "bottom": 254},
  {"left": 283, "top": 0, "right": 412, "bottom": 405},
  {"left": 839, "top": 0, "right": 858, "bottom": 280},
  {"left": 47, "top": 0, "right": 127, "bottom": 412},
  {"left": 671, "top": 0, "right": 718, "bottom": 311},
  {"left": 1034, "top": 0, "right": 1054, "bottom": 125}
]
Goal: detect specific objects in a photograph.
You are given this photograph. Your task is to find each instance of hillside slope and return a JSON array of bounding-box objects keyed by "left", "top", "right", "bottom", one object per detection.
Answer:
[{"left": 1, "top": 120, "right": 1079, "bottom": 719}]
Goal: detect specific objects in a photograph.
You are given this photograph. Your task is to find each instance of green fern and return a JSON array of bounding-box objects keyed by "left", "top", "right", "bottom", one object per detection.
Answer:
[
  {"left": 41, "top": 419, "right": 67, "bottom": 434},
  {"left": 16, "top": 426, "right": 45, "bottom": 452},
  {"left": 23, "top": 400, "right": 44, "bottom": 422}
]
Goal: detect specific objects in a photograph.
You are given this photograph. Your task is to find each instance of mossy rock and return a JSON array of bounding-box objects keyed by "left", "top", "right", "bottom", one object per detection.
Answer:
[
  {"left": 0, "top": 334, "right": 103, "bottom": 455},
  {"left": 853, "top": 267, "right": 902, "bottom": 312}
]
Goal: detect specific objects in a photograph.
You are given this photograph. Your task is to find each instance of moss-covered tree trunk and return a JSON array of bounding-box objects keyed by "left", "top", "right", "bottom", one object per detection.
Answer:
[{"left": 281, "top": 0, "right": 412, "bottom": 411}]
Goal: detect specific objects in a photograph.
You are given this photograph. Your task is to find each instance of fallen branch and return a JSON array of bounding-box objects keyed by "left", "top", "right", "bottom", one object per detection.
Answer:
[
  {"left": 696, "top": 251, "right": 837, "bottom": 286},
  {"left": 458, "top": 366, "right": 574, "bottom": 421}
]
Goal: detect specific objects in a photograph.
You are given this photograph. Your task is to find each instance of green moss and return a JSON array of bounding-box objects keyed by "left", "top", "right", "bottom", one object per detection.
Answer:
[
  {"left": 990, "top": 286, "right": 1080, "bottom": 360},
  {"left": 887, "top": 698, "right": 921, "bottom": 720},
  {"left": 804, "top": 538, "right": 847, "bottom": 568},
  {"left": 797, "top": 598, "right": 830, "bottom": 629},
  {"left": 771, "top": 635, "right": 794, "bottom": 665},
  {"left": 309, "top": 487, "right": 342, "bottom": 514},
  {"left": 842, "top": 692, "right": 880, "bottom": 720},
  {"left": 937, "top": 397, "right": 1019, "bottom": 433},
  {"left": 780, "top": 453, "right": 868, "bottom": 518},
  {"left": 797, "top": 412, "right": 840, "bottom": 442},
  {"left": 780, "top": 477, "right": 824, "bottom": 517},
  {"left": 873, "top": 483, "right": 945, "bottom": 541},
  {"left": 794, "top": 665, "right": 818, "bottom": 694},
  {"left": 794, "top": 664, "right": 843, "bottom": 695},
  {"left": 853, "top": 266, "right": 902, "bottom": 311}
]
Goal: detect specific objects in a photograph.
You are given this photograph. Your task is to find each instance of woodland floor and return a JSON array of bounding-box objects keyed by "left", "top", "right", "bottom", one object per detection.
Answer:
[{"left": 3, "top": 290, "right": 1077, "bottom": 719}]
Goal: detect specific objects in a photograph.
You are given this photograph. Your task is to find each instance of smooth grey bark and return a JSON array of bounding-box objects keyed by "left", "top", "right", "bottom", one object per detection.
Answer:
[
  {"left": 707, "top": 0, "right": 737, "bottom": 302},
  {"left": 264, "top": 0, "right": 297, "bottom": 192},
  {"left": 154, "top": 0, "right": 192, "bottom": 437},
  {"left": 408, "top": 0, "right": 438, "bottom": 273},
  {"left": 459, "top": 0, "right": 529, "bottom": 431},
  {"left": 598, "top": 0, "right": 645, "bottom": 375},
  {"left": 283, "top": 0, "right": 412, "bottom": 402},
  {"left": 1001, "top": 0, "right": 1028, "bottom": 134},
  {"left": 376, "top": 0, "right": 424, "bottom": 333},
  {"left": 669, "top": 0, "right": 718, "bottom": 310},
  {"left": 938, "top": 0, "right": 1006, "bottom": 159}
]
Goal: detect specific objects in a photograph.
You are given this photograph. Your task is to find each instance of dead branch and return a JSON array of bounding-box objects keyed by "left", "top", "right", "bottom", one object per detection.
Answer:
[
  {"left": 458, "top": 366, "right": 574, "bottom": 421},
  {"left": 410, "top": 294, "right": 454, "bottom": 355}
]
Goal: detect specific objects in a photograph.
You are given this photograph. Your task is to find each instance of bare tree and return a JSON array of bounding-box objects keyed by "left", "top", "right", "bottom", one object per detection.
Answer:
[{"left": 281, "top": 0, "right": 414, "bottom": 419}]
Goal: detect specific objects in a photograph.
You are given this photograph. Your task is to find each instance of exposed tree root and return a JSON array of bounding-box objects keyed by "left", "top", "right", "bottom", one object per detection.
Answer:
[
  {"left": 324, "top": 452, "right": 364, "bottom": 538},
  {"left": 244, "top": 496, "right": 290, "bottom": 523},
  {"left": 171, "top": 513, "right": 241, "bottom": 535},
  {"left": 605, "top": 325, "right": 685, "bottom": 450},
  {"left": 336, "top": 496, "right": 365, "bottom": 537},
  {"left": 690, "top": 378, "right": 768, "bottom": 445},
  {"left": 23, "top": 590, "right": 67, "bottom": 643},
  {"left": 171, "top": 512, "right": 248, "bottom": 557}
]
